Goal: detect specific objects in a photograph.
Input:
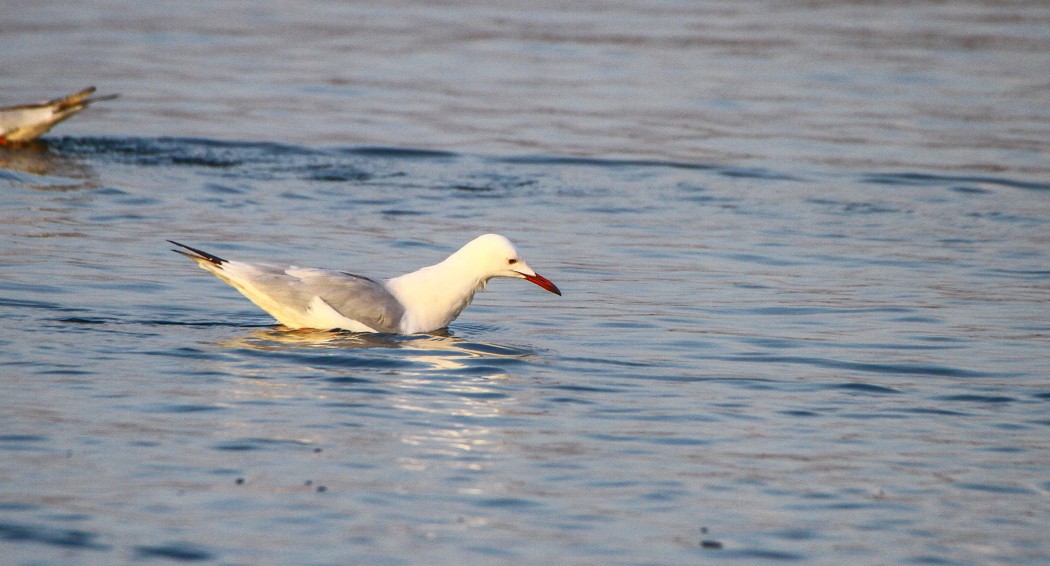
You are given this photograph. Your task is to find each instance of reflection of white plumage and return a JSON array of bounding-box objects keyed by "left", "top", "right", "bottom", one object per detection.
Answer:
[
  {"left": 169, "top": 234, "right": 561, "bottom": 334},
  {"left": 0, "top": 87, "right": 117, "bottom": 144}
]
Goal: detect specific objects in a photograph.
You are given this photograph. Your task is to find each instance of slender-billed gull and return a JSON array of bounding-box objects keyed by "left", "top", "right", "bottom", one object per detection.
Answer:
[{"left": 169, "top": 234, "right": 561, "bottom": 333}]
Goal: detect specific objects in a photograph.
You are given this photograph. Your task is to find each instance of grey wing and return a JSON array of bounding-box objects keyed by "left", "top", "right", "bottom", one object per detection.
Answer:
[{"left": 291, "top": 268, "right": 406, "bottom": 333}]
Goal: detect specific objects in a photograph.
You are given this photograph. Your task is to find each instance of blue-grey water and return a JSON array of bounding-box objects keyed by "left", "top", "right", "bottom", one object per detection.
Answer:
[{"left": 2, "top": 1, "right": 1049, "bottom": 564}]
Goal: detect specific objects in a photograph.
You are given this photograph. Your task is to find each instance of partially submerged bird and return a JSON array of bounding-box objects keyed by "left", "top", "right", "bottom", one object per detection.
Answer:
[
  {"left": 169, "top": 234, "right": 561, "bottom": 334},
  {"left": 0, "top": 87, "right": 117, "bottom": 144}
]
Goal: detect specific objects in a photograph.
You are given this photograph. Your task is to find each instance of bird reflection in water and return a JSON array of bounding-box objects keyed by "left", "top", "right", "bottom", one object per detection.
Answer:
[
  {"left": 219, "top": 326, "right": 533, "bottom": 372},
  {"left": 0, "top": 139, "right": 97, "bottom": 182},
  {"left": 213, "top": 327, "right": 530, "bottom": 469}
]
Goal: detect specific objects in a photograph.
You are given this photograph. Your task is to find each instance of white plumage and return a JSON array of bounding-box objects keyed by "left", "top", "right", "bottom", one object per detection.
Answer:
[
  {"left": 0, "top": 87, "right": 117, "bottom": 144},
  {"left": 169, "top": 234, "right": 561, "bottom": 334}
]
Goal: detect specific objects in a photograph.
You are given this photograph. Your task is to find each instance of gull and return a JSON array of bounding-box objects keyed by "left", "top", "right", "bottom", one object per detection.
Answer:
[
  {"left": 168, "top": 234, "right": 561, "bottom": 334},
  {"left": 0, "top": 87, "right": 117, "bottom": 145}
]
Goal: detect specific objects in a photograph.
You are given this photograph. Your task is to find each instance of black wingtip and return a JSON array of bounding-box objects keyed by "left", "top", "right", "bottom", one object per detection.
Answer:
[{"left": 168, "top": 240, "right": 226, "bottom": 265}]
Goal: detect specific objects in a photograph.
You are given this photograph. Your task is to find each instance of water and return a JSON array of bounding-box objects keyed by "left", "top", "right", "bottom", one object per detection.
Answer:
[{"left": 2, "top": 1, "right": 1049, "bottom": 564}]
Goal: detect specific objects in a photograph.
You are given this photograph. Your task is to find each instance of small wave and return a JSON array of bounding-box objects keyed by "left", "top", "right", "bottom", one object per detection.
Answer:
[
  {"left": 49, "top": 136, "right": 326, "bottom": 181},
  {"left": 473, "top": 497, "right": 542, "bottom": 509},
  {"left": 134, "top": 541, "right": 214, "bottom": 561},
  {"left": 833, "top": 382, "right": 903, "bottom": 395},
  {"left": 0, "top": 297, "right": 67, "bottom": 310},
  {"left": 0, "top": 521, "right": 111, "bottom": 551},
  {"left": 719, "top": 354, "right": 996, "bottom": 378},
  {"left": 497, "top": 153, "right": 714, "bottom": 171},
  {"left": 53, "top": 315, "right": 268, "bottom": 330},
  {"left": 956, "top": 482, "right": 1038, "bottom": 495},
  {"left": 212, "top": 437, "right": 318, "bottom": 452},
  {"left": 140, "top": 403, "right": 228, "bottom": 414},
  {"left": 718, "top": 166, "right": 802, "bottom": 181},
  {"left": 337, "top": 146, "right": 459, "bottom": 159},
  {"left": 935, "top": 394, "right": 1015, "bottom": 404},
  {"left": 898, "top": 407, "right": 970, "bottom": 416},
  {"left": 0, "top": 434, "right": 49, "bottom": 443},
  {"left": 861, "top": 171, "right": 1050, "bottom": 192}
]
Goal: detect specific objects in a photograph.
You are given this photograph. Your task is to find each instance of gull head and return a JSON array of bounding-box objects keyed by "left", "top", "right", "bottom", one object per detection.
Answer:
[{"left": 460, "top": 234, "right": 562, "bottom": 296}]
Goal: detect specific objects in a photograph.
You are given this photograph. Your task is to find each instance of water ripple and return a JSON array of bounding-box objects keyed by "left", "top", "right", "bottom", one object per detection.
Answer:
[
  {"left": 720, "top": 354, "right": 998, "bottom": 379},
  {"left": 861, "top": 172, "right": 1050, "bottom": 192},
  {"left": 134, "top": 542, "right": 215, "bottom": 561},
  {"left": 0, "top": 521, "right": 110, "bottom": 551}
]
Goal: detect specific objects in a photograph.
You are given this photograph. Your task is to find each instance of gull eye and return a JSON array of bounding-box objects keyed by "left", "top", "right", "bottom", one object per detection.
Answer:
[{"left": 508, "top": 258, "right": 519, "bottom": 265}]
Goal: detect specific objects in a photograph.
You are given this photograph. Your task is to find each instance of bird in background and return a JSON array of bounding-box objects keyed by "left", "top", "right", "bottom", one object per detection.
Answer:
[
  {"left": 169, "top": 234, "right": 561, "bottom": 334},
  {"left": 0, "top": 86, "right": 117, "bottom": 145}
]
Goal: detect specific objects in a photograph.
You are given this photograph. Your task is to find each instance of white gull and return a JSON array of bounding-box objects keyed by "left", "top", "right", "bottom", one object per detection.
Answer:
[
  {"left": 169, "top": 234, "right": 561, "bottom": 334},
  {"left": 0, "top": 87, "right": 117, "bottom": 145}
]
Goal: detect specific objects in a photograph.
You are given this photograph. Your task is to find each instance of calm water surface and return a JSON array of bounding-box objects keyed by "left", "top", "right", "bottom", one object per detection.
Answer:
[{"left": 2, "top": 1, "right": 1049, "bottom": 564}]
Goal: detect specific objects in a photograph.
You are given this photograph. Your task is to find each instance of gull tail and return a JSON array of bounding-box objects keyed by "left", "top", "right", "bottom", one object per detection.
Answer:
[
  {"left": 168, "top": 240, "right": 226, "bottom": 267},
  {"left": 40, "top": 87, "right": 119, "bottom": 133},
  {"left": 50, "top": 86, "right": 119, "bottom": 115}
]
